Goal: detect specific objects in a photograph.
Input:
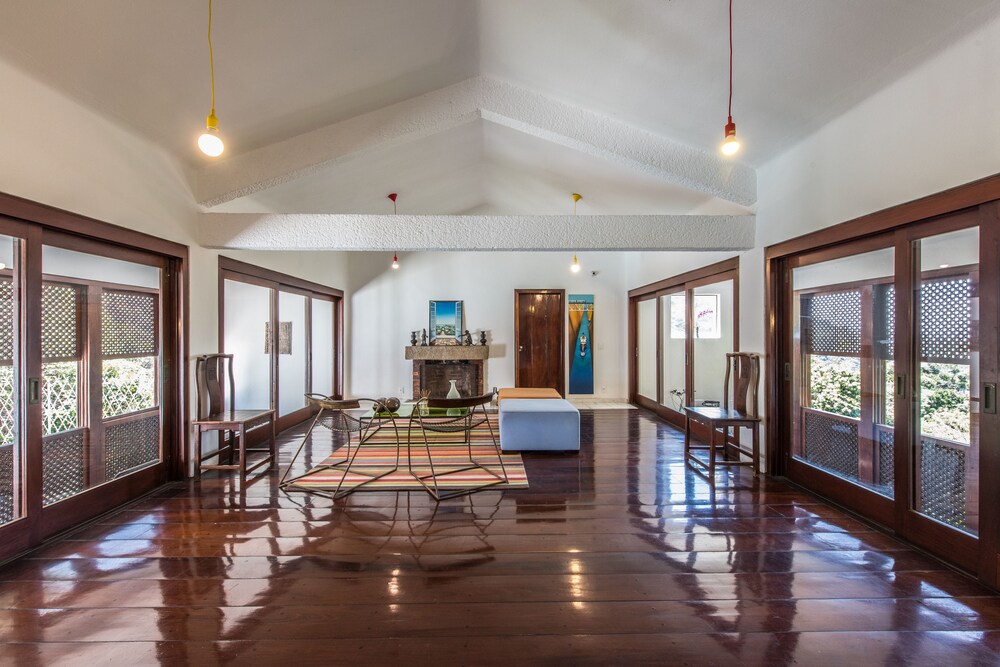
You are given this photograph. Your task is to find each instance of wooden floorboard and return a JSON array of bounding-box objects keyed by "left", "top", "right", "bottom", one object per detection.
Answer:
[{"left": 1, "top": 408, "right": 998, "bottom": 666}]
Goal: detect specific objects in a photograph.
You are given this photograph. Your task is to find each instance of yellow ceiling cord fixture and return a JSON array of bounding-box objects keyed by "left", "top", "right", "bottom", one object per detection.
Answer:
[
  {"left": 197, "top": 0, "right": 224, "bottom": 157},
  {"left": 721, "top": 0, "right": 741, "bottom": 156},
  {"left": 570, "top": 193, "right": 582, "bottom": 273}
]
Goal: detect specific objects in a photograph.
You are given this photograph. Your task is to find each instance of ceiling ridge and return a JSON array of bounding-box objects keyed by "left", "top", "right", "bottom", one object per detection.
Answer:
[{"left": 193, "top": 76, "right": 756, "bottom": 210}]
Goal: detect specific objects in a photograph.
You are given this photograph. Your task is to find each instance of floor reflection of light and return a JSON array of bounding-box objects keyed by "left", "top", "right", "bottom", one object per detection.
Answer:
[
  {"left": 572, "top": 601, "right": 587, "bottom": 611},
  {"left": 96, "top": 557, "right": 145, "bottom": 573},
  {"left": 389, "top": 603, "right": 400, "bottom": 614},
  {"left": 569, "top": 559, "right": 582, "bottom": 574},
  {"left": 387, "top": 576, "right": 400, "bottom": 596},
  {"left": 97, "top": 540, "right": 153, "bottom": 557}
]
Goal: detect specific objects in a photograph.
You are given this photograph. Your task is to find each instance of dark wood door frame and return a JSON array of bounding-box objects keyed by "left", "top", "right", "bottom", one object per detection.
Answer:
[
  {"left": 514, "top": 289, "right": 566, "bottom": 396},
  {"left": 765, "top": 171, "right": 1000, "bottom": 586}
]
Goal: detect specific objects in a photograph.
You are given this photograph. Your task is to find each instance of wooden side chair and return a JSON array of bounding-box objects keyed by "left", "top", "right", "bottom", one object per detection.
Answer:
[
  {"left": 408, "top": 393, "right": 508, "bottom": 501},
  {"left": 684, "top": 352, "right": 761, "bottom": 481},
  {"left": 192, "top": 354, "right": 276, "bottom": 481}
]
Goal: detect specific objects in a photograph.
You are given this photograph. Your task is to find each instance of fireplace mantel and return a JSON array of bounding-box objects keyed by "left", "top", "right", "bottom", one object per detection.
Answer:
[{"left": 405, "top": 346, "right": 489, "bottom": 361}]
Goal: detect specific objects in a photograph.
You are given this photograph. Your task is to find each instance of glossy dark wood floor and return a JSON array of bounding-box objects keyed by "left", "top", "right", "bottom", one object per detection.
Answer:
[{"left": 2, "top": 409, "right": 1000, "bottom": 666}]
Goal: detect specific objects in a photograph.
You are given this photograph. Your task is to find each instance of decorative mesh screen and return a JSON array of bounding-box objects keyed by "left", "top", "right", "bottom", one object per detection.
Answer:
[
  {"left": 803, "top": 410, "right": 859, "bottom": 479},
  {"left": 102, "top": 357, "right": 156, "bottom": 418},
  {"left": 42, "top": 430, "right": 86, "bottom": 506},
  {"left": 0, "top": 279, "right": 13, "bottom": 363},
  {"left": 878, "top": 429, "right": 895, "bottom": 488},
  {"left": 801, "top": 291, "right": 862, "bottom": 356},
  {"left": 920, "top": 439, "right": 967, "bottom": 529},
  {"left": 0, "top": 366, "right": 14, "bottom": 446},
  {"left": 919, "top": 277, "right": 971, "bottom": 364},
  {"left": 105, "top": 413, "right": 160, "bottom": 480},
  {"left": 42, "top": 362, "right": 79, "bottom": 435},
  {"left": 42, "top": 283, "right": 81, "bottom": 361},
  {"left": 0, "top": 444, "right": 14, "bottom": 525},
  {"left": 102, "top": 290, "right": 157, "bottom": 358}
]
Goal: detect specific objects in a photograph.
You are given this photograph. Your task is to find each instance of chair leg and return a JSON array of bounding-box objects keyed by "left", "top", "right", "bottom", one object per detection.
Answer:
[
  {"left": 708, "top": 422, "right": 716, "bottom": 479},
  {"left": 269, "top": 415, "right": 277, "bottom": 471},
  {"left": 483, "top": 410, "right": 508, "bottom": 483},
  {"left": 684, "top": 415, "right": 691, "bottom": 461},
  {"left": 238, "top": 425, "right": 247, "bottom": 482},
  {"left": 752, "top": 424, "right": 760, "bottom": 477},
  {"left": 194, "top": 427, "right": 202, "bottom": 480},
  {"left": 279, "top": 409, "right": 325, "bottom": 486}
]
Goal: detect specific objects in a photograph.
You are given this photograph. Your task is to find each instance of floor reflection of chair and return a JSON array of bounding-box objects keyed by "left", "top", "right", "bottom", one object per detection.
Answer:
[
  {"left": 408, "top": 394, "right": 508, "bottom": 501},
  {"left": 684, "top": 352, "right": 761, "bottom": 482},
  {"left": 280, "top": 395, "right": 400, "bottom": 500},
  {"left": 405, "top": 493, "right": 499, "bottom": 570}
]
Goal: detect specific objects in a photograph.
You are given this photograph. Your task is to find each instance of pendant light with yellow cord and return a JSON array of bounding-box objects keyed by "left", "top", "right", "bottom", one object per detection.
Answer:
[{"left": 197, "top": 0, "right": 224, "bottom": 157}]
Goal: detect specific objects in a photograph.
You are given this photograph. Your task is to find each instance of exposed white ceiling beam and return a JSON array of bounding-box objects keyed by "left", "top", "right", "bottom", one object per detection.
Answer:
[
  {"left": 193, "top": 77, "right": 756, "bottom": 208},
  {"left": 197, "top": 213, "right": 755, "bottom": 251}
]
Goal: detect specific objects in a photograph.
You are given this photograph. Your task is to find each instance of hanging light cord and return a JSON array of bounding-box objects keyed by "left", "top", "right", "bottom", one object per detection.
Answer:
[
  {"left": 207, "top": 0, "right": 216, "bottom": 117},
  {"left": 728, "top": 0, "right": 733, "bottom": 122}
]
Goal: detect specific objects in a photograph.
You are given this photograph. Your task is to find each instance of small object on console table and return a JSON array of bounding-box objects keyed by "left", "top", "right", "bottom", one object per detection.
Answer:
[
  {"left": 410, "top": 331, "right": 418, "bottom": 346},
  {"left": 463, "top": 329, "right": 473, "bottom": 346},
  {"left": 479, "top": 330, "right": 487, "bottom": 346},
  {"left": 421, "top": 328, "right": 428, "bottom": 346}
]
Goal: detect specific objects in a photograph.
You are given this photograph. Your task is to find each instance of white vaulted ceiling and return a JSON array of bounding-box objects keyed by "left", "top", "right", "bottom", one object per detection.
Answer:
[{"left": 0, "top": 0, "right": 995, "bottom": 232}]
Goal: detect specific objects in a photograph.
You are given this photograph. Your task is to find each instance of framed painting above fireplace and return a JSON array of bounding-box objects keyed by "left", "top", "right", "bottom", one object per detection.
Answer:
[{"left": 429, "top": 300, "right": 463, "bottom": 345}]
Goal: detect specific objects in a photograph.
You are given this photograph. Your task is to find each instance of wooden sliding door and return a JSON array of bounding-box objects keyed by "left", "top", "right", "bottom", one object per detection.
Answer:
[
  {"left": 0, "top": 195, "right": 186, "bottom": 563},
  {"left": 768, "top": 178, "right": 1000, "bottom": 582},
  {"left": 219, "top": 258, "right": 343, "bottom": 433},
  {"left": 628, "top": 258, "right": 739, "bottom": 430}
]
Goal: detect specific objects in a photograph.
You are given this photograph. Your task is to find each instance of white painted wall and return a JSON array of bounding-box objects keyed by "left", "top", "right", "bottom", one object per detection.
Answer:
[{"left": 347, "top": 251, "right": 630, "bottom": 400}]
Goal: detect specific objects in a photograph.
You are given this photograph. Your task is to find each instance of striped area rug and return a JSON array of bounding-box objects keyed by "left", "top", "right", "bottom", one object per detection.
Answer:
[{"left": 288, "top": 415, "right": 528, "bottom": 492}]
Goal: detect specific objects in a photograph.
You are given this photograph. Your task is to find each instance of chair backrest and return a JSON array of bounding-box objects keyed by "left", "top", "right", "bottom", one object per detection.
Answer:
[
  {"left": 194, "top": 354, "right": 235, "bottom": 419},
  {"left": 724, "top": 352, "right": 760, "bottom": 417}
]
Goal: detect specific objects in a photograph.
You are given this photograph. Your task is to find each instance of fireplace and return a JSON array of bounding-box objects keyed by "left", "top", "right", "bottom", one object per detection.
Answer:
[
  {"left": 405, "top": 345, "right": 489, "bottom": 398},
  {"left": 418, "top": 360, "right": 481, "bottom": 398}
]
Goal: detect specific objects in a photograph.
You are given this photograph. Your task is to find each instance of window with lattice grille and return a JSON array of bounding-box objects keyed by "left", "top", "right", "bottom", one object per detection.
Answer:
[
  {"left": 101, "top": 289, "right": 159, "bottom": 418},
  {"left": 101, "top": 290, "right": 157, "bottom": 358},
  {"left": 40, "top": 282, "right": 83, "bottom": 435},
  {"left": 801, "top": 290, "right": 862, "bottom": 357}
]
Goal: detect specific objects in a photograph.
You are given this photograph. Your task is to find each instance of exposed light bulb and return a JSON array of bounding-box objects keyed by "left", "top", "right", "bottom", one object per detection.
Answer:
[
  {"left": 391, "top": 252, "right": 400, "bottom": 270},
  {"left": 721, "top": 118, "right": 740, "bottom": 156},
  {"left": 198, "top": 113, "right": 224, "bottom": 157},
  {"left": 571, "top": 255, "right": 581, "bottom": 273}
]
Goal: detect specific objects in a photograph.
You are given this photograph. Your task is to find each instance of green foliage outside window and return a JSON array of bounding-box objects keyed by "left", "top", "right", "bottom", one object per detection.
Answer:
[{"left": 810, "top": 355, "right": 970, "bottom": 444}]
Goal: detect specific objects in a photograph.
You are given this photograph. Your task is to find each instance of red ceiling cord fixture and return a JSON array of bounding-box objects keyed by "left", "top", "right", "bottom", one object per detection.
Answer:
[
  {"left": 388, "top": 193, "right": 400, "bottom": 269},
  {"left": 721, "top": 0, "right": 741, "bottom": 156}
]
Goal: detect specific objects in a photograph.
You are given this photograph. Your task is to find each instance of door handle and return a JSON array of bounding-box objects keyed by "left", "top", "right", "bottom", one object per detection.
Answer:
[
  {"left": 28, "top": 377, "right": 40, "bottom": 404},
  {"left": 518, "top": 345, "right": 524, "bottom": 352},
  {"left": 985, "top": 383, "right": 997, "bottom": 415},
  {"left": 896, "top": 375, "right": 905, "bottom": 399}
]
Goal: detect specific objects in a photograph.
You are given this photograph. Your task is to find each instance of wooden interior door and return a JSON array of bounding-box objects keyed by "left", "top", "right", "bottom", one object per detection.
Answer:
[{"left": 514, "top": 289, "right": 565, "bottom": 395}]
